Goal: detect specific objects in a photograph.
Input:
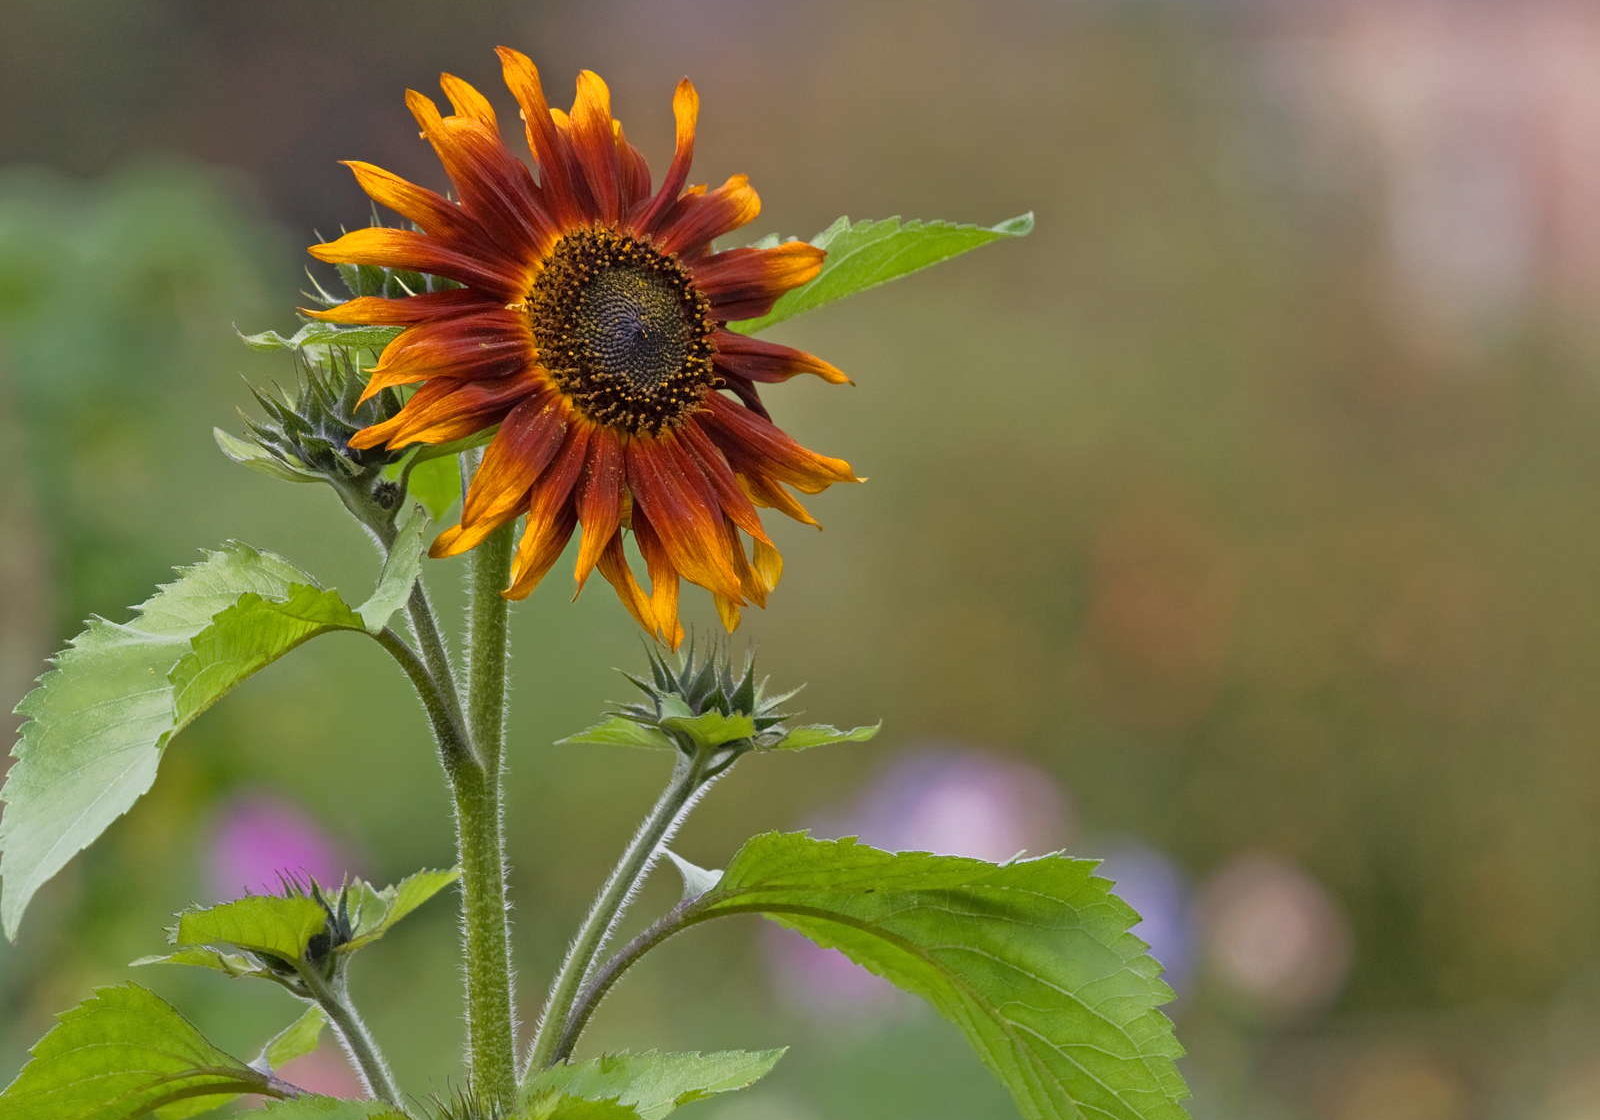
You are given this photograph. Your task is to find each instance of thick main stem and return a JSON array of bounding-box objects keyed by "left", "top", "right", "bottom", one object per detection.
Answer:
[
  {"left": 456, "top": 521, "right": 518, "bottom": 1109},
  {"left": 525, "top": 752, "right": 710, "bottom": 1072},
  {"left": 297, "top": 966, "right": 404, "bottom": 1107}
]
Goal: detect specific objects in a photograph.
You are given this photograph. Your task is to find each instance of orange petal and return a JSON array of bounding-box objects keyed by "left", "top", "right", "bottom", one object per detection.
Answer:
[
  {"left": 358, "top": 309, "right": 534, "bottom": 403},
  {"left": 568, "top": 70, "right": 622, "bottom": 222},
  {"left": 676, "top": 419, "right": 770, "bottom": 543},
  {"left": 751, "top": 537, "right": 784, "bottom": 597},
  {"left": 711, "top": 329, "right": 851, "bottom": 385},
  {"left": 309, "top": 227, "right": 524, "bottom": 299},
  {"left": 613, "top": 120, "right": 652, "bottom": 211},
  {"left": 737, "top": 470, "right": 817, "bottom": 527},
  {"left": 338, "top": 161, "right": 477, "bottom": 240},
  {"left": 303, "top": 288, "right": 493, "bottom": 326},
  {"left": 496, "top": 47, "right": 590, "bottom": 226},
  {"left": 713, "top": 593, "right": 742, "bottom": 633},
  {"left": 633, "top": 78, "right": 699, "bottom": 235},
  {"left": 349, "top": 374, "right": 535, "bottom": 450},
  {"left": 573, "top": 429, "right": 625, "bottom": 590},
  {"left": 633, "top": 511, "right": 685, "bottom": 648},
  {"left": 406, "top": 89, "right": 554, "bottom": 261},
  {"left": 431, "top": 395, "right": 572, "bottom": 557},
  {"left": 504, "top": 423, "right": 591, "bottom": 598},
  {"left": 440, "top": 72, "right": 497, "bottom": 127},
  {"left": 700, "top": 392, "right": 859, "bottom": 493},
  {"left": 624, "top": 436, "right": 745, "bottom": 600},
  {"left": 655, "top": 174, "right": 760, "bottom": 256},
  {"left": 691, "top": 242, "right": 825, "bottom": 322},
  {"left": 595, "top": 533, "right": 659, "bottom": 638}
]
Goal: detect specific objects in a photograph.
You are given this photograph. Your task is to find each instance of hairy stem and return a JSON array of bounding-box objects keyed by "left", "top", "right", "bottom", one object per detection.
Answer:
[
  {"left": 456, "top": 520, "right": 518, "bottom": 1109},
  {"left": 296, "top": 965, "right": 404, "bottom": 1107},
  {"left": 525, "top": 751, "right": 715, "bottom": 1072},
  {"left": 552, "top": 898, "right": 701, "bottom": 1064}
]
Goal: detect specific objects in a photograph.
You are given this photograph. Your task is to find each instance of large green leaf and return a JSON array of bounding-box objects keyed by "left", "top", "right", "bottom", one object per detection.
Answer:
[
  {"left": 175, "top": 894, "right": 331, "bottom": 963},
  {"left": 0, "top": 983, "right": 282, "bottom": 1120},
  {"left": 1, "top": 530, "right": 425, "bottom": 939},
  {"left": 732, "top": 213, "right": 1033, "bottom": 334},
  {"left": 516, "top": 1097, "right": 642, "bottom": 1120},
  {"left": 686, "top": 834, "right": 1188, "bottom": 1120},
  {"left": 525, "top": 1050, "right": 785, "bottom": 1120}
]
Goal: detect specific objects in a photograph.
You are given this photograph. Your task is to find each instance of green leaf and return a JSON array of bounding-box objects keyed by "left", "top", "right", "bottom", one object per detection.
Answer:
[
  {"left": 767, "top": 722, "right": 881, "bottom": 751},
  {"left": 0, "top": 983, "right": 279, "bottom": 1120},
  {"left": 1, "top": 539, "right": 419, "bottom": 940},
  {"left": 688, "top": 834, "right": 1188, "bottom": 1120},
  {"left": 403, "top": 452, "right": 461, "bottom": 520},
  {"left": 359, "top": 503, "right": 430, "bottom": 631},
  {"left": 526, "top": 1050, "right": 785, "bottom": 1120},
  {"left": 239, "top": 322, "right": 403, "bottom": 353},
  {"left": 213, "top": 427, "right": 321, "bottom": 484},
  {"left": 559, "top": 716, "right": 677, "bottom": 752},
  {"left": 516, "top": 1095, "right": 644, "bottom": 1120},
  {"left": 731, "top": 213, "right": 1033, "bottom": 334},
  {"left": 659, "top": 710, "right": 756, "bottom": 751},
  {"left": 2, "top": 544, "right": 314, "bottom": 939},
  {"left": 339, "top": 866, "right": 460, "bottom": 952},
  {"left": 255, "top": 1004, "right": 327, "bottom": 1072},
  {"left": 175, "top": 894, "right": 331, "bottom": 963},
  {"left": 131, "top": 946, "right": 265, "bottom": 978},
  {"left": 256, "top": 1099, "right": 408, "bottom": 1120}
]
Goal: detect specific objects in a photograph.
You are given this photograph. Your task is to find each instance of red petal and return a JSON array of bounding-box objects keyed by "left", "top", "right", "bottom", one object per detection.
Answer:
[
  {"left": 711, "top": 329, "right": 851, "bottom": 385},
  {"left": 691, "top": 242, "right": 825, "bottom": 322}
]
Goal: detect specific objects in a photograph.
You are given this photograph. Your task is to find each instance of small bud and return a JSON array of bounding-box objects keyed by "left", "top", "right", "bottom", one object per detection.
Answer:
[
  {"left": 220, "top": 350, "right": 403, "bottom": 486},
  {"left": 616, "top": 640, "right": 798, "bottom": 755}
]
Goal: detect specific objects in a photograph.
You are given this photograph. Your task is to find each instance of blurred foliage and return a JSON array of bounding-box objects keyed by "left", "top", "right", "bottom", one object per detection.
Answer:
[{"left": 4, "top": 2, "right": 1600, "bottom": 1118}]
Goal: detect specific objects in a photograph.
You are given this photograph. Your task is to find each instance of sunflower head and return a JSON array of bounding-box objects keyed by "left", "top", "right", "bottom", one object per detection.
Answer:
[{"left": 308, "top": 49, "right": 861, "bottom": 647}]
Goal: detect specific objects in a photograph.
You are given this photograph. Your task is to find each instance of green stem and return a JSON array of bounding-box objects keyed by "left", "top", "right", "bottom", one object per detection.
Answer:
[
  {"left": 525, "top": 750, "right": 714, "bottom": 1072},
  {"left": 296, "top": 965, "right": 404, "bottom": 1107},
  {"left": 552, "top": 898, "right": 700, "bottom": 1064},
  {"left": 456, "top": 521, "right": 518, "bottom": 1109}
]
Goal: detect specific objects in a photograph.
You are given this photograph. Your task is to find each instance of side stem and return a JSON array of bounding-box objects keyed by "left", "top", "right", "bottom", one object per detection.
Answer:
[
  {"left": 525, "top": 749, "right": 714, "bottom": 1072},
  {"left": 296, "top": 965, "right": 405, "bottom": 1107},
  {"left": 455, "top": 520, "right": 518, "bottom": 1109}
]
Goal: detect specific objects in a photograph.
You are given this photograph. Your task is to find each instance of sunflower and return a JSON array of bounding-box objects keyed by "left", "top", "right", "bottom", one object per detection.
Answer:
[{"left": 307, "top": 48, "right": 859, "bottom": 646}]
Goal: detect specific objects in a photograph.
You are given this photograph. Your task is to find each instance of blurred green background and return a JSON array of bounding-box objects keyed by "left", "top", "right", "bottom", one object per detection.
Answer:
[{"left": 5, "top": 1, "right": 1600, "bottom": 1117}]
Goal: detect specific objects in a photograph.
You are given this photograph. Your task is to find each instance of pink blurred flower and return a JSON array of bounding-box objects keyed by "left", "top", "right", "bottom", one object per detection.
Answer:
[
  {"left": 207, "top": 791, "right": 356, "bottom": 900},
  {"left": 1196, "top": 851, "right": 1352, "bottom": 1022}
]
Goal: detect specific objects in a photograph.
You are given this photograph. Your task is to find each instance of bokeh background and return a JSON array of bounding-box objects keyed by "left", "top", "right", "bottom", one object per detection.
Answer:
[{"left": 4, "top": 1, "right": 1600, "bottom": 1117}]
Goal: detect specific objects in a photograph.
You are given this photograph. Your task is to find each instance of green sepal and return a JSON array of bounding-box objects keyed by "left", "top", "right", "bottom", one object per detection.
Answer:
[
  {"left": 557, "top": 716, "right": 677, "bottom": 752},
  {"left": 130, "top": 946, "right": 263, "bottom": 978},
  {"left": 0, "top": 983, "right": 285, "bottom": 1119},
  {"left": 658, "top": 710, "right": 757, "bottom": 752},
  {"left": 239, "top": 322, "right": 403, "bottom": 353},
  {"left": 213, "top": 427, "right": 322, "bottom": 483},
  {"left": 523, "top": 1050, "right": 786, "bottom": 1120},
  {"left": 732, "top": 212, "right": 1033, "bottom": 334},
  {"left": 767, "top": 721, "right": 881, "bottom": 751}
]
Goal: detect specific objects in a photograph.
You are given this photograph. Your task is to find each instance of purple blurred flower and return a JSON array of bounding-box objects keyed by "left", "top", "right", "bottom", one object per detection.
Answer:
[
  {"left": 766, "top": 745, "right": 1071, "bottom": 1019},
  {"left": 206, "top": 791, "right": 355, "bottom": 900}
]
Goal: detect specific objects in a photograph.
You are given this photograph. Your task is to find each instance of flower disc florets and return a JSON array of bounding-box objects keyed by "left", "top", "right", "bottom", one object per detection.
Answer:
[{"left": 528, "top": 227, "right": 716, "bottom": 435}]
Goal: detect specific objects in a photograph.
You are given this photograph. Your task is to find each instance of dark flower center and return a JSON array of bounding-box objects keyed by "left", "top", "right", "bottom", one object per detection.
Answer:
[{"left": 529, "top": 227, "right": 716, "bottom": 434}]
